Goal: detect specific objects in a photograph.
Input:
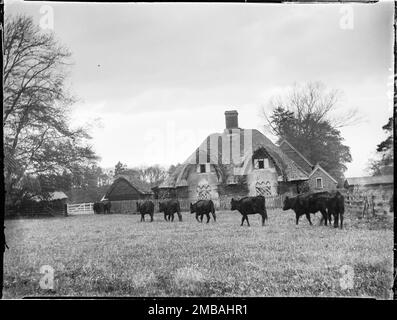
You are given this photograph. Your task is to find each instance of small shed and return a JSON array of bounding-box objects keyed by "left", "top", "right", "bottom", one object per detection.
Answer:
[
  {"left": 31, "top": 191, "right": 68, "bottom": 204},
  {"left": 24, "top": 191, "right": 69, "bottom": 216},
  {"left": 103, "top": 177, "right": 152, "bottom": 201},
  {"left": 344, "top": 175, "right": 394, "bottom": 190},
  {"left": 344, "top": 175, "right": 394, "bottom": 215}
]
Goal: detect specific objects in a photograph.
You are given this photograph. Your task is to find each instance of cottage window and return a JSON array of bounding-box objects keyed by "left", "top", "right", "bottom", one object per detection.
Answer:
[
  {"left": 200, "top": 164, "right": 206, "bottom": 173},
  {"left": 254, "top": 158, "right": 269, "bottom": 169},
  {"left": 316, "top": 177, "right": 323, "bottom": 189}
]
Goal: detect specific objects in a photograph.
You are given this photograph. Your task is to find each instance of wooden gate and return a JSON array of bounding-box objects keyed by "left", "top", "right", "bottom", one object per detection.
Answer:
[{"left": 67, "top": 203, "right": 94, "bottom": 215}]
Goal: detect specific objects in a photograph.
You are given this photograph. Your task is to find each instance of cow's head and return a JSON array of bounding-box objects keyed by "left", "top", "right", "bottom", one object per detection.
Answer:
[
  {"left": 190, "top": 203, "right": 196, "bottom": 214},
  {"left": 230, "top": 198, "right": 237, "bottom": 211},
  {"left": 158, "top": 202, "right": 164, "bottom": 212},
  {"left": 136, "top": 202, "right": 140, "bottom": 211},
  {"left": 283, "top": 196, "right": 293, "bottom": 211}
]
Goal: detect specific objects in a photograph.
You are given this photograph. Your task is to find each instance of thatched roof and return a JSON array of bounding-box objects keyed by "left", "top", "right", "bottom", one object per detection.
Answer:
[
  {"left": 158, "top": 128, "right": 308, "bottom": 189},
  {"left": 251, "top": 129, "right": 308, "bottom": 181},
  {"left": 113, "top": 174, "right": 153, "bottom": 193},
  {"left": 103, "top": 176, "right": 153, "bottom": 201},
  {"left": 31, "top": 191, "right": 68, "bottom": 202}
]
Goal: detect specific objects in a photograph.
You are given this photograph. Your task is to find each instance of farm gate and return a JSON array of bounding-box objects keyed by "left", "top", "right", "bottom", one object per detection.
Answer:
[{"left": 67, "top": 202, "right": 94, "bottom": 215}]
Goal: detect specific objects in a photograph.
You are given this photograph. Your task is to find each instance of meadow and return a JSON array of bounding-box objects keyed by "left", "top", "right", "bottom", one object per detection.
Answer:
[{"left": 3, "top": 208, "right": 394, "bottom": 298}]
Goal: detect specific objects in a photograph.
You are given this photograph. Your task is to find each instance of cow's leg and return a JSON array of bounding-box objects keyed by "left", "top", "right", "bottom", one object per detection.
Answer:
[
  {"left": 305, "top": 214, "right": 312, "bottom": 225},
  {"left": 171, "top": 213, "right": 175, "bottom": 222},
  {"left": 241, "top": 216, "right": 245, "bottom": 226},
  {"left": 177, "top": 211, "right": 182, "bottom": 222},
  {"left": 196, "top": 214, "right": 200, "bottom": 223},
  {"left": 296, "top": 214, "right": 300, "bottom": 225},
  {"left": 246, "top": 216, "right": 250, "bottom": 227},
  {"left": 261, "top": 213, "right": 265, "bottom": 226},
  {"left": 206, "top": 213, "right": 210, "bottom": 223},
  {"left": 340, "top": 213, "right": 344, "bottom": 229},
  {"left": 321, "top": 210, "right": 327, "bottom": 226},
  {"left": 212, "top": 212, "right": 216, "bottom": 222},
  {"left": 150, "top": 213, "right": 153, "bottom": 222},
  {"left": 141, "top": 214, "right": 144, "bottom": 222},
  {"left": 333, "top": 212, "right": 339, "bottom": 228},
  {"left": 200, "top": 214, "right": 204, "bottom": 223}
]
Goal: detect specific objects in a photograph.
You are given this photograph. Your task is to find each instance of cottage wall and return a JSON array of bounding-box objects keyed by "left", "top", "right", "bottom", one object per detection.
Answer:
[
  {"left": 187, "top": 164, "right": 220, "bottom": 202},
  {"left": 308, "top": 169, "right": 337, "bottom": 191},
  {"left": 246, "top": 167, "right": 278, "bottom": 196}
]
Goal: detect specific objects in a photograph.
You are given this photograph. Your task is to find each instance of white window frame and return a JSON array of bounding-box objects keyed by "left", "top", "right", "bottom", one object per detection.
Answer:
[
  {"left": 254, "top": 158, "right": 269, "bottom": 169},
  {"left": 264, "top": 158, "right": 269, "bottom": 168},
  {"left": 316, "top": 177, "right": 323, "bottom": 189},
  {"left": 198, "top": 164, "right": 206, "bottom": 173}
]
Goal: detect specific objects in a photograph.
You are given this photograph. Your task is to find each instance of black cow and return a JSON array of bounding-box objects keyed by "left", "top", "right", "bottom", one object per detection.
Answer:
[
  {"left": 326, "top": 191, "right": 345, "bottom": 229},
  {"left": 283, "top": 191, "right": 343, "bottom": 227},
  {"left": 159, "top": 199, "right": 182, "bottom": 222},
  {"left": 103, "top": 201, "right": 111, "bottom": 214},
  {"left": 93, "top": 202, "right": 104, "bottom": 214},
  {"left": 230, "top": 196, "right": 268, "bottom": 226},
  {"left": 137, "top": 201, "right": 154, "bottom": 222},
  {"left": 190, "top": 200, "right": 216, "bottom": 223}
]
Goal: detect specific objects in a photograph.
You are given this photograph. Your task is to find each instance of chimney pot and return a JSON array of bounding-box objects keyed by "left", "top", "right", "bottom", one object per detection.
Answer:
[{"left": 225, "top": 110, "right": 239, "bottom": 129}]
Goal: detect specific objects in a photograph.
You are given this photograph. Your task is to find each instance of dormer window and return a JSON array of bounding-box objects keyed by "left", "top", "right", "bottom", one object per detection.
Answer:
[
  {"left": 254, "top": 158, "right": 269, "bottom": 169},
  {"left": 198, "top": 164, "right": 210, "bottom": 174}
]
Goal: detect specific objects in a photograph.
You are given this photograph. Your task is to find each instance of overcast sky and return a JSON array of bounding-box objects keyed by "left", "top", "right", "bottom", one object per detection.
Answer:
[{"left": 6, "top": 1, "right": 394, "bottom": 177}]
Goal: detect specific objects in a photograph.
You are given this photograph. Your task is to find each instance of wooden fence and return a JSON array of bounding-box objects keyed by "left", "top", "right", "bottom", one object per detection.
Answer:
[
  {"left": 339, "top": 188, "right": 393, "bottom": 218},
  {"left": 5, "top": 202, "right": 67, "bottom": 217},
  {"left": 67, "top": 202, "right": 94, "bottom": 215}
]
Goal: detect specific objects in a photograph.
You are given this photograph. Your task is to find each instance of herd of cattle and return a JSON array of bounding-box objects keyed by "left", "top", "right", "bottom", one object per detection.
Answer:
[{"left": 93, "top": 190, "right": 345, "bottom": 229}]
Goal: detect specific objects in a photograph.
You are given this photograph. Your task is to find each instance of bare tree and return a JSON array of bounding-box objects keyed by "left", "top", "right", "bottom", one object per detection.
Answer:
[
  {"left": 137, "top": 165, "right": 167, "bottom": 187},
  {"left": 263, "top": 82, "right": 362, "bottom": 135},
  {"left": 4, "top": 15, "right": 97, "bottom": 203},
  {"left": 263, "top": 82, "right": 358, "bottom": 183}
]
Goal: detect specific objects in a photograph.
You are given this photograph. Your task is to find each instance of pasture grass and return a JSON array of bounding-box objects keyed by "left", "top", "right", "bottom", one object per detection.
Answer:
[{"left": 3, "top": 209, "right": 393, "bottom": 298}]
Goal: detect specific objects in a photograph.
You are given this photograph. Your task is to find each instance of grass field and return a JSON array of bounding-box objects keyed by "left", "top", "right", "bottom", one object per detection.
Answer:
[{"left": 3, "top": 209, "right": 394, "bottom": 298}]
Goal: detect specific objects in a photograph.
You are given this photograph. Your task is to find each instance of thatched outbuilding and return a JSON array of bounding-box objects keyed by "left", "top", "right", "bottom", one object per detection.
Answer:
[{"left": 102, "top": 177, "right": 152, "bottom": 201}]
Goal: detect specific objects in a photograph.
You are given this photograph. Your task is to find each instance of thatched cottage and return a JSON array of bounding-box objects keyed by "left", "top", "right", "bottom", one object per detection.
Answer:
[{"left": 154, "top": 110, "right": 337, "bottom": 202}]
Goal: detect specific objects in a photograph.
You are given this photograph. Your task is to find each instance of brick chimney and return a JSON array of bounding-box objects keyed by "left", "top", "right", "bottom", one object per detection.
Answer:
[{"left": 225, "top": 110, "right": 239, "bottom": 129}]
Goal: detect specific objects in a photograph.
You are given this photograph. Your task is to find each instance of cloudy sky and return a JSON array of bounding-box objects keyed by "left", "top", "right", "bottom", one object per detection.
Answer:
[{"left": 6, "top": 1, "right": 394, "bottom": 177}]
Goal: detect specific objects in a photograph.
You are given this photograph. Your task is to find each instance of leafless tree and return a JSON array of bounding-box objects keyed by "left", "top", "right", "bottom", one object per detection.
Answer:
[
  {"left": 262, "top": 82, "right": 359, "bottom": 182},
  {"left": 4, "top": 15, "right": 97, "bottom": 203},
  {"left": 263, "top": 81, "right": 362, "bottom": 136},
  {"left": 137, "top": 165, "right": 167, "bottom": 186}
]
